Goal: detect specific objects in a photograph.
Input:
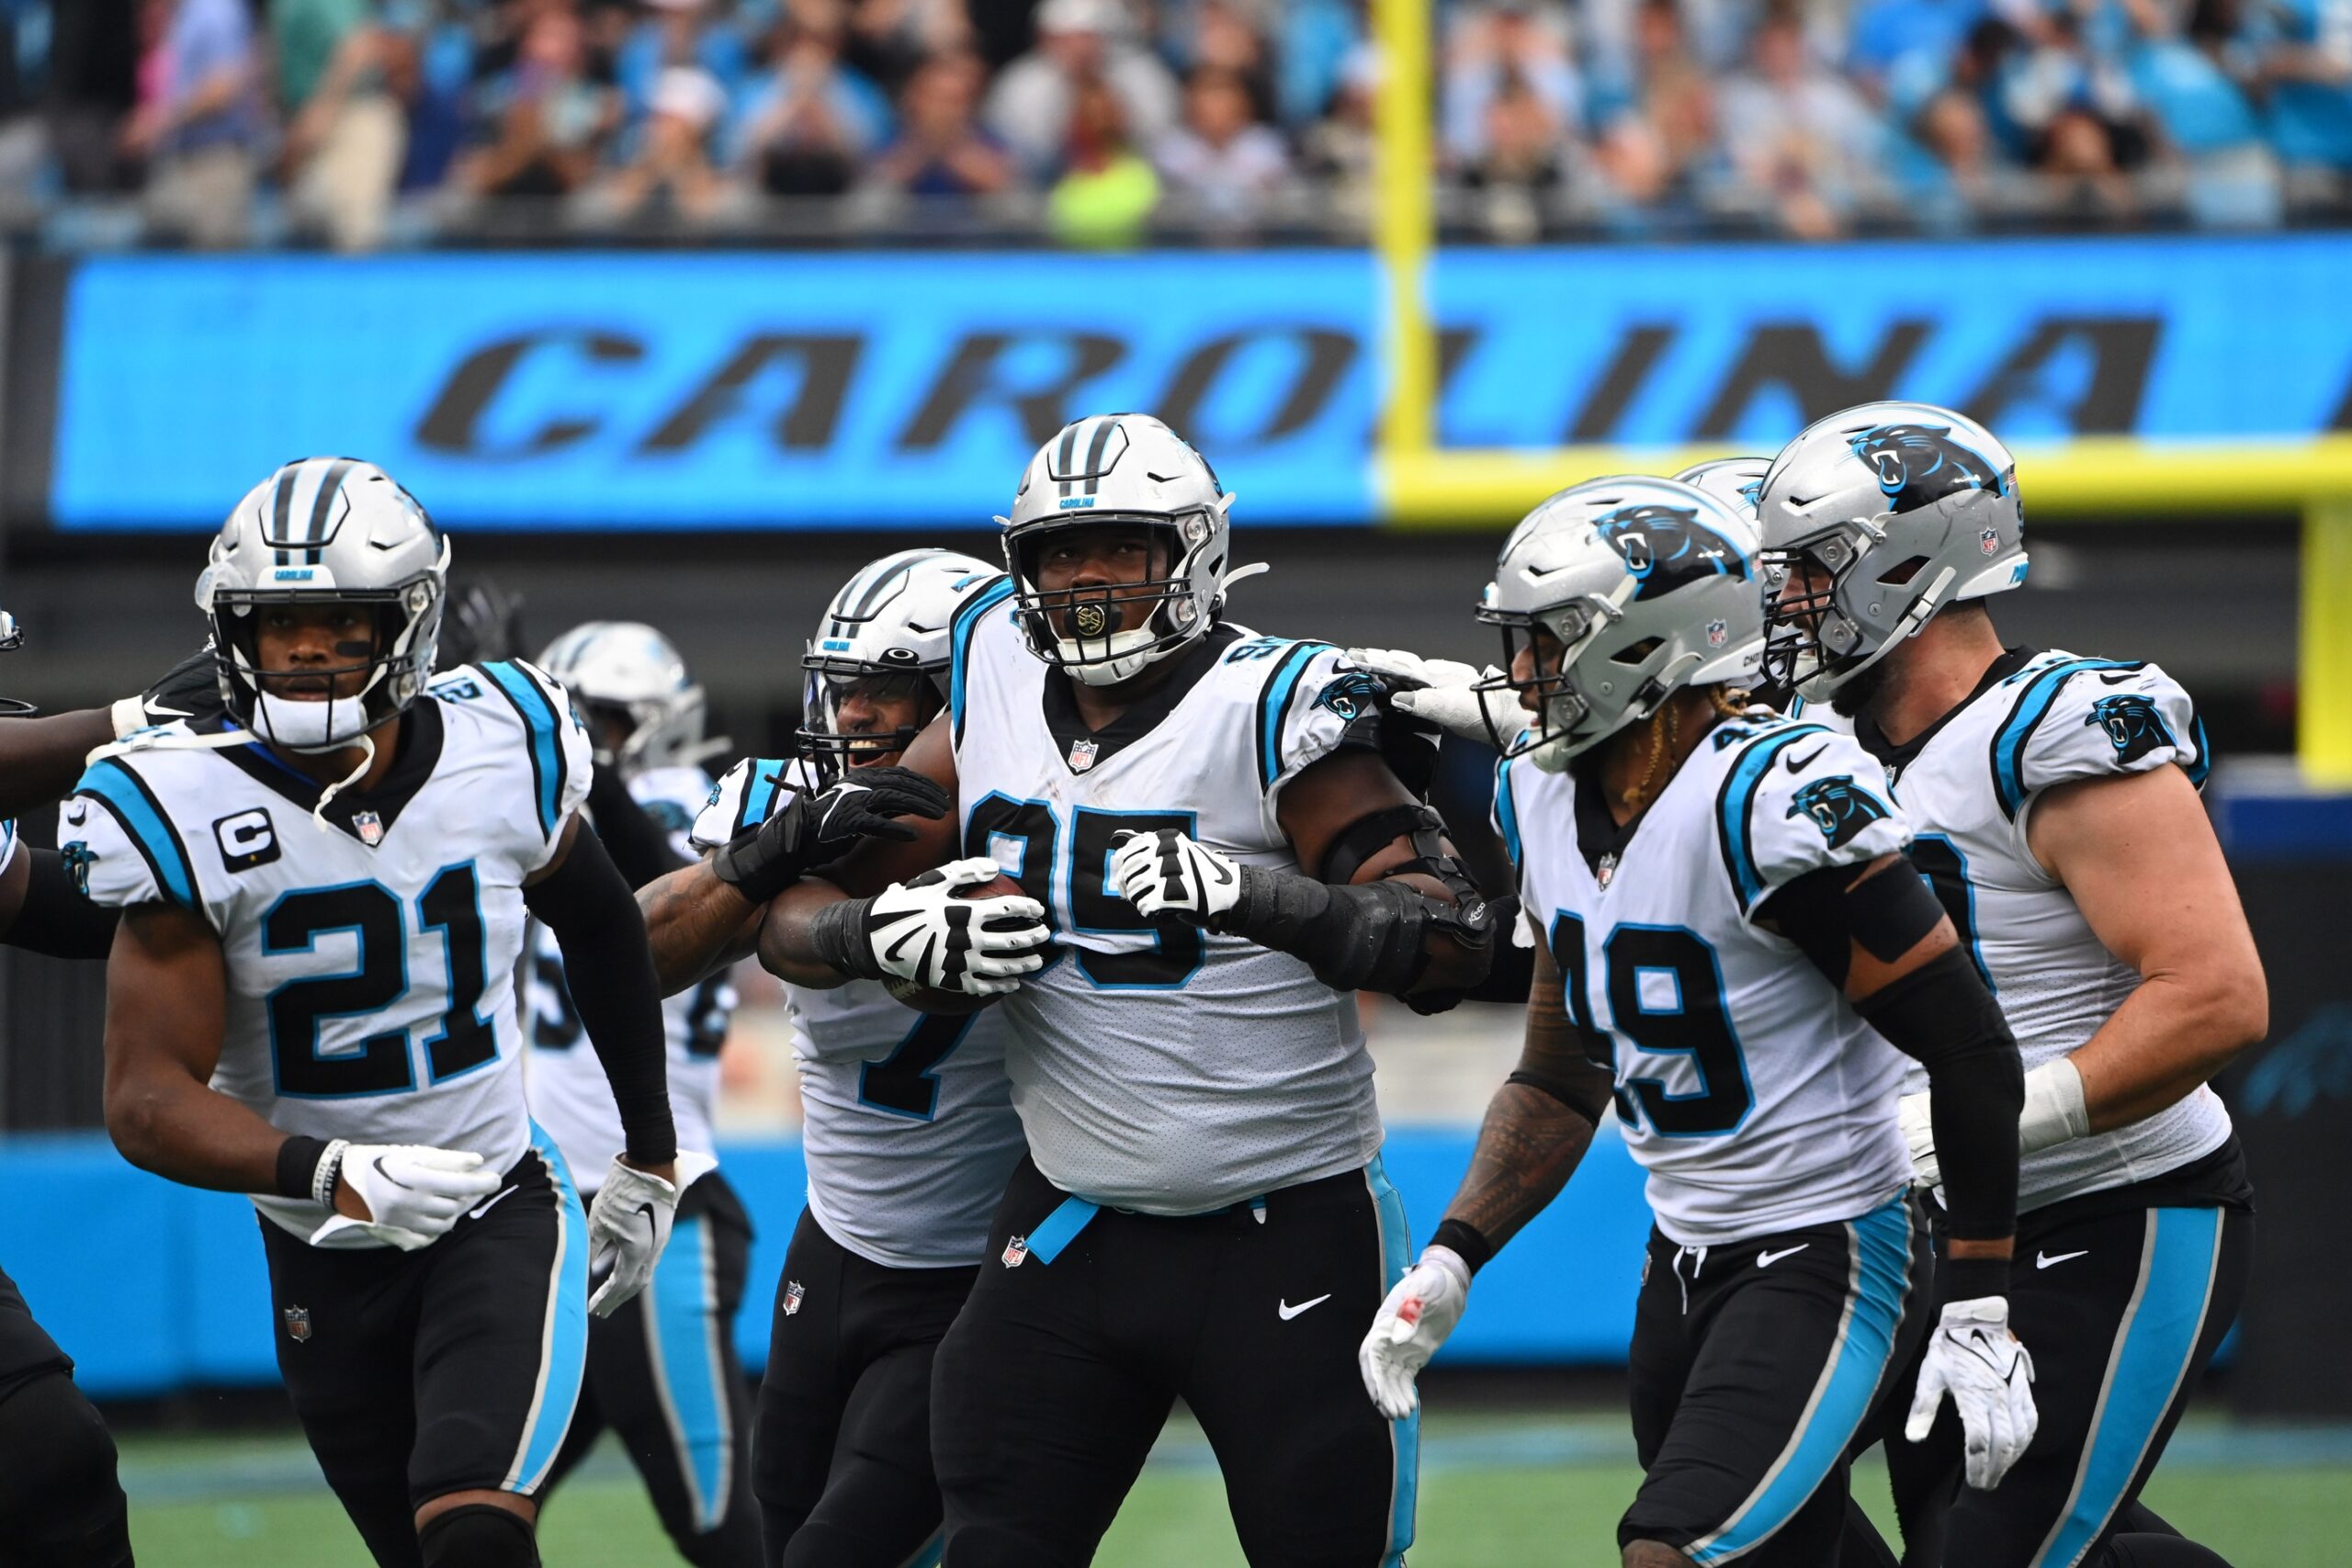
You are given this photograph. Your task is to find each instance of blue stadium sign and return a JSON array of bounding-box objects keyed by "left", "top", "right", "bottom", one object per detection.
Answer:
[{"left": 46, "top": 236, "right": 2352, "bottom": 529}]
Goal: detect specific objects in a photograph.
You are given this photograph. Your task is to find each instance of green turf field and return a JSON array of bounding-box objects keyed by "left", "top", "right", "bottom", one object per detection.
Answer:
[{"left": 119, "top": 1411, "right": 2351, "bottom": 1566}]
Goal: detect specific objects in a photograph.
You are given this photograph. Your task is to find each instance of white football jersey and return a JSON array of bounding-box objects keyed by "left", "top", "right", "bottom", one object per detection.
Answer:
[
  {"left": 695, "top": 757, "right": 1023, "bottom": 1269},
  {"left": 1498, "top": 712, "right": 1916, "bottom": 1246},
  {"left": 527, "top": 763, "right": 732, "bottom": 1194},
  {"left": 1858, "top": 649, "right": 2229, "bottom": 1212},
  {"left": 948, "top": 577, "right": 1386, "bottom": 1214},
  {"left": 61, "top": 660, "right": 593, "bottom": 1245}
]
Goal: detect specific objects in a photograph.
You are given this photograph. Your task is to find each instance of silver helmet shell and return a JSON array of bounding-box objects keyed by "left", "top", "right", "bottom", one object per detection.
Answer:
[
  {"left": 195, "top": 457, "right": 448, "bottom": 752},
  {"left": 799, "top": 548, "right": 997, "bottom": 780},
  {"left": 998, "top": 412, "right": 1238, "bottom": 686},
  {"left": 1755, "top": 401, "right": 2025, "bottom": 701},
  {"left": 537, "top": 620, "right": 707, "bottom": 776},
  {"left": 1476, "top": 476, "right": 1764, "bottom": 773},
  {"left": 1672, "top": 457, "right": 1770, "bottom": 522}
]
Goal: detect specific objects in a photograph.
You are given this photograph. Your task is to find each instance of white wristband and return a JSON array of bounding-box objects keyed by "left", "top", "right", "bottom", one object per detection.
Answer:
[
  {"left": 2018, "top": 1058, "right": 2089, "bottom": 1156},
  {"left": 311, "top": 1138, "right": 351, "bottom": 1210},
  {"left": 109, "top": 694, "right": 148, "bottom": 739}
]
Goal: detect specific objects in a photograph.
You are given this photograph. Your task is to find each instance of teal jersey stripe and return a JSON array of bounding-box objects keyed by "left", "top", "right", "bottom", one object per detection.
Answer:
[
  {"left": 650, "top": 1214, "right": 732, "bottom": 1531},
  {"left": 1713, "top": 725, "right": 1827, "bottom": 911},
  {"left": 510, "top": 1120, "right": 590, "bottom": 1494},
  {"left": 75, "top": 759, "right": 198, "bottom": 908},
  {"left": 1255, "top": 641, "right": 1326, "bottom": 791},
  {"left": 949, "top": 576, "right": 1015, "bottom": 742},
  {"left": 1689, "top": 1198, "right": 1913, "bottom": 1563},
  {"left": 481, "top": 661, "right": 567, "bottom": 839},
  {"left": 2185, "top": 713, "right": 2212, "bottom": 790},
  {"left": 1368, "top": 1154, "right": 1419, "bottom": 1568},
  {"left": 739, "top": 758, "right": 788, "bottom": 833},
  {"left": 1987, "top": 659, "right": 2143, "bottom": 821},
  {"left": 1493, "top": 755, "right": 1523, "bottom": 872},
  {"left": 2034, "top": 1207, "right": 2224, "bottom": 1568}
]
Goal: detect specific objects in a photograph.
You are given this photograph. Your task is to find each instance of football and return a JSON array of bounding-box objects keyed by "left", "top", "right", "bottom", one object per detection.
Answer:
[{"left": 883, "top": 871, "right": 1043, "bottom": 1016}]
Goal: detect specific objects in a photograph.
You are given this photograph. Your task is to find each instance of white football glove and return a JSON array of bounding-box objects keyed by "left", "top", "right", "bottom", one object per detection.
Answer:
[
  {"left": 1342, "top": 647, "right": 1515, "bottom": 745},
  {"left": 1899, "top": 1091, "right": 1939, "bottom": 1187},
  {"left": 334, "top": 1144, "right": 503, "bottom": 1251},
  {"left": 1907, "top": 1295, "right": 2039, "bottom": 1490},
  {"left": 1109, "top": 829, "right": 1242, "bottom": 926},
  {"left": 585, "top": 1150, "right": 719, "bottom": 1317},
  {"left": 865, "top": 857, "right": 1048, "bottom": 997},
  {"left": 1358, "top": 1245, "right": 1472, "bottom": 1420}
]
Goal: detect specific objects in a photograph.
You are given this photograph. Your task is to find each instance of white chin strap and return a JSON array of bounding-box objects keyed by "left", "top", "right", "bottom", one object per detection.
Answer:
[{"left": 1062, "top": 626, "right": 1162, "bottom": 686}]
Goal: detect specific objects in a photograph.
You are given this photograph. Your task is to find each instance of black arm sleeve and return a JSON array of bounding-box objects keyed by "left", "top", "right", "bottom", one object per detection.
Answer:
[
  {"left": 586, "top": 765, "right": 693, "bottom": 891},
  {"left": 5, "top": 849, "right": 120, "bottom": 959},
  {"left": 524, "top": 826, "right": 678, "bottom": 1166},
  {"left": 1857, "top": 948, "right": 2024, "bottom": 1247}
]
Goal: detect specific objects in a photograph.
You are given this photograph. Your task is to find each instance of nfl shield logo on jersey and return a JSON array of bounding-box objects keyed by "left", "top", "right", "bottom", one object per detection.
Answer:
[
  {"left": 783, "top": 1280, "right": 805, "bottom": 1316},
  {"left": 1068, "top": 739, "right": 1100, "bottom": 773},
  {"left": 1979, "top": 527, "right": 2000, "bottom": 556},
  {"left": 1002, "top": 1235, "right": 1031, "bottom": 1269},
  {"left": 284, "top": 1305, "right": 311, "bottom": 1343},
  {"left": 353, "top": 810, "right": 385, "bottom": 847},
  {"left": 1596, "top": 852, "right": 1618, "bottom": 889}
]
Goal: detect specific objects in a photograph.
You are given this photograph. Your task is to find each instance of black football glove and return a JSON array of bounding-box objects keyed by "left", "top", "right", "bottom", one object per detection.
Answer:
[
  {"left": 112, "top": 642, "right": 225, "bottom": 737},
  {"left": 710, "top": 765, "right": 950, "bottom": 905}
]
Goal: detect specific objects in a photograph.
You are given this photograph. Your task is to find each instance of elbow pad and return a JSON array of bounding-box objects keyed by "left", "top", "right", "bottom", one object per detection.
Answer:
[{"left": 1223, "top": 863, "right": 1498, "bottom": 1002}]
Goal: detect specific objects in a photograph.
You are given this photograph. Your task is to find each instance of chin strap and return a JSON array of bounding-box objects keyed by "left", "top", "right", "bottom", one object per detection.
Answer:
[
  {"left": 85, "top": 722, "right": 378, "bottom": 835},
  {"left": 309, "top": 732, "right": 377, "bottom": 831}
]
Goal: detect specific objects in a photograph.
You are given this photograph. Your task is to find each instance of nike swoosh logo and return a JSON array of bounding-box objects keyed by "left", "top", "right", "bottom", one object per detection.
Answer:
[
  {"left": 1204, "top": 854, "right": 1234, "bottom": 886},
  {"left": 1785, "top": 745, "right": 1828, "bottom": 773},
  {"left": 2036, "top": 1248, "right": 2088, "bottom": 1269},
  {"left": 1277, "top": 1294, "right": 1332, "bottom": 1321},
  {"left": 2097, "top": 671, "right": 2138, "bottom": 685},
  {"left": 468, "top": 1185, "right": 518, "bottom": 1221},
  {"left": 1756, "top": 1245, "right": 1810, "bottom": 1268}
]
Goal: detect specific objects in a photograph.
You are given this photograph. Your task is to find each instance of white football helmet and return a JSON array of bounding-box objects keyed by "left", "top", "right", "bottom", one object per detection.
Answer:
[
  {"left": 800, "top": 548, "right": 997, "bottom": 781},
  {"left": 1475, "top": 476, "right": 1765, "bottom": 773},
  {"left": 537, "top": 620, "right": 709, "bottom": 775},
  {"left": 195, "top": 457, "right": 448, "bottom": 752},
  {"left": 997, "top": 412, "right": 1252, "bottom": 686},
  {"left": 1672, "top": 457, "right": 1770, "bottom": 522},
  {"left": 1756, "top": 401, "right": 2026, "bottom": 701}
]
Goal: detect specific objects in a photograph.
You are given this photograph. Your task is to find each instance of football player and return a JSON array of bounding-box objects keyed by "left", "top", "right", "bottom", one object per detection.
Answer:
[
  {"left": 523, "top": 622, "right": 759, "bottom": 1567},
  {"left": 747, "top": 414, "right": 1496, "bottom": 1566},
  {"left": 637, "top": 548, "right": 1030, "bottom": 1568},
  {"left": 64, "top": 458, "right": 693, "bottom": 1568},
  {"left": 1354, "top": 475, "right": 2035, "bottom": 1567},
  {"left": 1758, "top": 403, "right": 2264, "bottom": 1568}
]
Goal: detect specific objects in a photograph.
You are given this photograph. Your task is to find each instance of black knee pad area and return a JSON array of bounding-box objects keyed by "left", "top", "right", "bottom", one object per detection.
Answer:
[{"left": 420, "top": 1503, "right": 539, "bottom": 1568}]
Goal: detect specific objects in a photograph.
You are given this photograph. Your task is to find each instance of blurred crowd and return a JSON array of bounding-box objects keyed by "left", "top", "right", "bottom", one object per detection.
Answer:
[{"left": 10, "top": 0, "right": 2352, "bottom": 250}]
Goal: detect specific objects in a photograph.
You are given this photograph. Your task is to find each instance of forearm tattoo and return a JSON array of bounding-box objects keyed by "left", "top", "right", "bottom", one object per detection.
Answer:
[{"left": 1442, "top": 961, "right": 1602, "bottom": 1251}]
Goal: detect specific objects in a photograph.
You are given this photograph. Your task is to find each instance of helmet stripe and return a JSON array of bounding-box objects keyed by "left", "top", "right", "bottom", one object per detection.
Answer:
[
  {"left": 269, "top": 464, "right": 297, "bottom": 567},
  {"left": 304, "top": 457, "right": 355, "bottom": 565},
  {"left": 1056, "top": 421, "right": 1081, "bottom": 499},
  {"left": 1081, "top": 416, "right": 1119, "bottom": 496}
]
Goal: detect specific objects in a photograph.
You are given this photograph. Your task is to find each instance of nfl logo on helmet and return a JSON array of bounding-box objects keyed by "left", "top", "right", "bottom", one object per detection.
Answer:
[
  {"left": 1705, "top": 618, "right": 1728, "bottom": 649},
  {"left": 1979, "top": 527, "right": 2000, "bottom": 556}
]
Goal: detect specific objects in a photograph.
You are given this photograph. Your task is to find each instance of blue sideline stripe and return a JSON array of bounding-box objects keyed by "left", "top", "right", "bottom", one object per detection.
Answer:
[
  {"left": 1024, "top": 1196, "right": 1099, "bottom": 1264},
  {"left": 948, "top": 576, "right": 1014, "bottom": 738},
  {"left": 481, "top": 661, "right": 565, "bottom": 838},
  {"left": 1368, "top": 1154, "right": 1419, "bottom": 1568},
  {"left": 1989, "top": 659, "right": 2140, "bottom": 820},
  {"left": 2033, "top": 1207, "right": 2223, "bottom": 1568},
  {"left": 76, "top": 760, "right": 198, "bottom": 908},
  {"left": 650, "top": 1214, "right": 731, "bottom": 1531},
  {"left": 507, "top": 1121, "right": 590, "bottom": 1494},
  {"left": 1715, "top": 727, "right": 1825, "bottom": 910},
  {"left": 1493, "top": 755, "right": 1522, "bottom": 870},
  {"left": 1257, "top": 641, "right": 1323, "bottom": 790},
  {"left": 1689, "top": 1198, "right": 1911, "bottom": 1564}
]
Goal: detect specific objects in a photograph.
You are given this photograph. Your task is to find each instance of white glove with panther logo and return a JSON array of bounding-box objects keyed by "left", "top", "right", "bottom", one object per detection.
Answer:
[
  {"left": 1110, "top": 829, "right": 1242, "bottom": 925},
  {"left": 1342, "top": 648, "right": 1517, "bottom": 746},
  {"left": 1907, "top": 1295, "right": 2039, "bottom": 1490}
]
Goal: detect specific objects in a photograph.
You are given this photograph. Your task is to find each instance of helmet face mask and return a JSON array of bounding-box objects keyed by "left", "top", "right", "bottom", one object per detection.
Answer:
[
  {"left": 198, "top": 459, "right": 448, "bottom": 754},
  {"left": 800, "top": 667, "right": 936, "bottom": 780},
  {"left": 1005, "top": 512, "right": 1208, "bottom": 684},
  {"left": 797, "top": 547, "right": 996, "bottom": 785}
]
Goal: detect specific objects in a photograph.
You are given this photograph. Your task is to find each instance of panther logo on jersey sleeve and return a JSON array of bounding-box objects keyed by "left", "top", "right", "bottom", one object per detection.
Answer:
[
  {"left": 1787, "top": 775, "right": 1894, "bottom": 849},
  {"left": 1593, "top": 505, "right": 1747, "bottom": 600},
  {"left": 1846, "top": 423, "right": 2007, "bottom": 511},
  {"left": 1313, "top": 671, "right": 1386, "bottom": 723},
  {"left": 2086, "top": 694, "right": 2175, "bottom": 765}
]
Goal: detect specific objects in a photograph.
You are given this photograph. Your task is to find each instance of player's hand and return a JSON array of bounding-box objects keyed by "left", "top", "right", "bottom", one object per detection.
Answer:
[
  {"left": 1899, "top": 1091, "right": 1939, "bottom": 1188},
  {"left": 852, "top": 857, "right": 1048, "bottom": 997},
  {"left": 111, "top": 642, "right": 223, "bottom": 738},
  {"left": 1342, "top": 648, "right": 1514, "bottom": 745},
  {"left": 1907, "top": 1295, "right": 2038, "bottom": 1490},
  {"left": 712, "top": 765, "right": 951, "bottom": 905},
  {"left": 1360, "top": 1245, "right": 1471, "bottom": 1419},
  {"left": 335, "top": 1144, "right": 503, "bottom": 1250},
  {"left": 1109, "top": 829, "right": 1242, "bottom": 927},
  {"left": 585, "top": 1150, "right": 718, "bottom": 1316}
]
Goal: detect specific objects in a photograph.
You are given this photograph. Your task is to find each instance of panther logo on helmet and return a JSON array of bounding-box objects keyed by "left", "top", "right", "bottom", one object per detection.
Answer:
[
  {"left": 1592, "top": 505, "right": 1747, "bottom": 602},
  {"left": 1313, "top": 671, "right": 1386, "bottom": 724},
  {"left": 1846, "top": 424, "right": 2007, "bottom": 513},
  {"left": 2086, "top": 694, "right": 2175, "bottom": 764},
  {"left": 1786, "top": 775, "right": 1893, "bottom": 849}
]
